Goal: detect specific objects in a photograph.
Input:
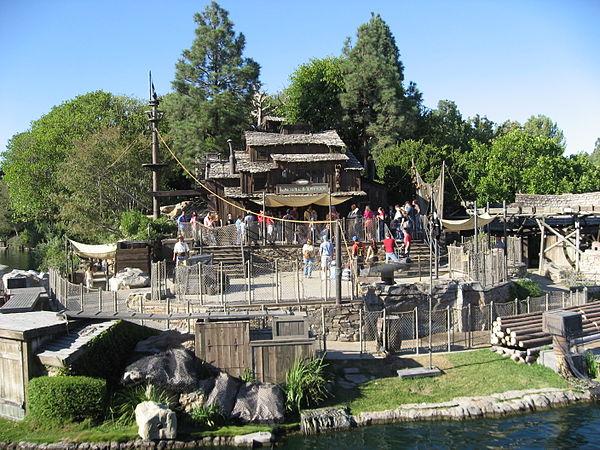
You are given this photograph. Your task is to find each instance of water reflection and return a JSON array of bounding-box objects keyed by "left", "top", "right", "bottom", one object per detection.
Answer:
[
  {"left": 0, "top": 248, "right": 36, "bottom": 271},
  {"left": 282, "top": 404, "right": 600, "bottom": 449}
]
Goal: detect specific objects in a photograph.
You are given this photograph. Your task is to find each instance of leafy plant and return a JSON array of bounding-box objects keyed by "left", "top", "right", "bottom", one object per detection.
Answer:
[
  {"left": 27, "top": 376, "right": 107, "bottom": 425},
  {"left": 110, "top": 384, "right": 177, "bottom": 425},
  {"left": 240, "top": 369, "right": 256, "bottom": 383},
  {"left": 284, "top": 357, "right": 329, "bottom": 412},
  {"left": 512, "top": 278, "right": 543, "bottom": 300},
  {"left": 189, "top": 403, "right": 224, "bottom": 429},
  {"left": 585, "top": 351, "right": 598, "bottom": 379}
]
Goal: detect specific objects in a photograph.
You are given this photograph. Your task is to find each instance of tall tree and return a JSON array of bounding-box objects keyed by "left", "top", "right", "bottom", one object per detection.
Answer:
[
  {"left": 165, "top": 2, "right": 260, "bottom": 166},
  {"left": 523, "top": 114, "right": 566, "bottom": 149},
  {"left": 340, "top": 13, "right": 407, "bottom": 166},
  {"left": 1, "top": 91, "right": 145, "bottom": 223},
  {"left": 589, "top": 137, "right": 600, "bottom": 165},
  {"left": 281, "top": 57, "right": 345, "bottom": 131}
]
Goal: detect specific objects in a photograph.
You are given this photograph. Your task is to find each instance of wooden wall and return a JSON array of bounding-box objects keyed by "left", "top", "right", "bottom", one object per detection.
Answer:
[
  {"left": 251, "top": 339, "right": 315, "bottom": 384},
  {"left": 0, "top": 337, "right": 26, "bottom": 420},
  {"left": 115, "top": 246, "right": 151, "bottom": 274}
]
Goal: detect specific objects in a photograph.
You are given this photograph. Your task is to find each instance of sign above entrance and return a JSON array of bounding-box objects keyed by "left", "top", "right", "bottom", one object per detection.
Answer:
[{"left": 276, "top": 183, "right": 329, "bottom": 194}]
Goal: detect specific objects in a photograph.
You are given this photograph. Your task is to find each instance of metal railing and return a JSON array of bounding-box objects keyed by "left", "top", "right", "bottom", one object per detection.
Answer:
[{"left": 361, "top": 287, "right": 591, "bottom": 355}]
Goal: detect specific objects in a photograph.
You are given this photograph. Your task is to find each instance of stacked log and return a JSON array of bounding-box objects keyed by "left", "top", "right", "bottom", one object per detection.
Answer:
[{"left": 491, "top": 302, "right": 600, "bottom": 364}]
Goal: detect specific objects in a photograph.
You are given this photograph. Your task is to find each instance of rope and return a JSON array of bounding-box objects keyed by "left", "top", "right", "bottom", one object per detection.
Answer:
[
  {"left": 157, "top": 130, "right": 337, "bottom": 225},
  {"left": 445, "top": 166, "right": 467, "bottom": 206}
]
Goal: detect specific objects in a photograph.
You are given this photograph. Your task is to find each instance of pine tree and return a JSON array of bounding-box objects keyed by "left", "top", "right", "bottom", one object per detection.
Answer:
[
  {"left": 340, "top": 13, "right": 407, "bottom": 167},
  {"left": 165, "top": 2, "right": 260, "bottom": 165}
]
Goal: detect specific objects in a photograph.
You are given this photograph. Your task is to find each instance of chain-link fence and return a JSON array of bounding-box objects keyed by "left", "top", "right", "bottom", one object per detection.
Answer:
[{"left": 360, "top": 287, "right": 591, "bottom": 356}]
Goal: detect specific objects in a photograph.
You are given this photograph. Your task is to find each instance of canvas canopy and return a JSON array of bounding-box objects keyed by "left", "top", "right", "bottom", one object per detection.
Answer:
[
  {"left": 440, "top": 213, "right": 497, "bottom": 232},
  {"left": 69, "top": 239, "right": 117, "bottom": 259},
  {"left": 251, "top": 193, "right": 351, "bottom": 208}
]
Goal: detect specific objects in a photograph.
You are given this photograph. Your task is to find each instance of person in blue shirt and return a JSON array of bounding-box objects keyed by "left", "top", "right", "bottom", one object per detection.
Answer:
[{"left": 319, "top": 236, "right": 334, "bottom": 280}]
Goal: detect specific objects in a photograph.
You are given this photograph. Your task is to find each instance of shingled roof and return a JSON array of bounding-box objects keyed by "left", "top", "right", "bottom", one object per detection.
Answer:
[
  {"left": 270, "top": 153, "right": 349, "bottom": 163},
  {"left": 245, "top": 130, "right": 346, "bottom": 147}
]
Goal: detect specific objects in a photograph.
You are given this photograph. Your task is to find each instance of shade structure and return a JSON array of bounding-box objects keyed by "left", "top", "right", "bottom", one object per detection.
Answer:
[
  {"left": 251, "top": 193, "right": 352, "bottom": 208},
  {"left": 440, "top": 213, "right": 497, "bottom": 231},
  {"left": 69, "top": 239, "right": 117, "bottom": 260}
]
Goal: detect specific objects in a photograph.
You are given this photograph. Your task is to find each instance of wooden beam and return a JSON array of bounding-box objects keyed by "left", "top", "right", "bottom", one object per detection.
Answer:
[{"left": 152, "top": 190, "right": 203, "bottom": 198}]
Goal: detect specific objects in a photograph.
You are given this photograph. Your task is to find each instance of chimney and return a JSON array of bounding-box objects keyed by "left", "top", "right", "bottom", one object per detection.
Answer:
[{"left": 228, "top": 139, "right": 236, "bottom": 174}]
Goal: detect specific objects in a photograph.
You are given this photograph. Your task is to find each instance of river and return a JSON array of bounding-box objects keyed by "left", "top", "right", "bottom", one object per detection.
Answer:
[
  {"left": 0, "top": 248, "right": 37, "bottom": 272},
  {"left": 280, "top": 403, "right": 600, "bottom": 449}
]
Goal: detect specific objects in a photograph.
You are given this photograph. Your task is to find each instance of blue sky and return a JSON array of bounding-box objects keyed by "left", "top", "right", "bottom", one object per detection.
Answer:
[{"left": 1, "top": 0, "right": 599, "bottom": 157}]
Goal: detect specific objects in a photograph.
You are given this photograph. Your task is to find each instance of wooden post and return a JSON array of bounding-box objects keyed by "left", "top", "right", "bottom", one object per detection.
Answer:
[
  {"left": 527, "top": 296, "right": 530, "bottom": 314},
  {"left": 447, "top": 305, "right": 451, "bottom": 352},
  {"left": 538, "top": 217, "right": 545, "bottom": 275},
  {"left": 199, "top": 263, "right": 204, "bottom": 305},
  {"left": 275, "top": 259, "right": 280, "bottom": 304},
  {"left": 98, "top": 288, "right": 103, "bottom": 312},
  {"left": 359, "top": 308, "right": 363, "bottom": 355},
  {"left": 545, "top": 293, "right": 549, "bottom": 311},
  {"left": 467, "top": 303, "right": 472, "bottom": 348},
  {"left": 219, "top": 262, "right": 224, "bottom": 309},
  {"left": 80, "top": 284, "right": 84, "bottom": 312},
  {"left": 414, "top": 306, "right": 419, "bottom": 355},
  {"left": 113, "top": 291, "right": 118, "bottom": 313},
  {"left": 294, "top": 259, "right": 300, "bottom": 303},
  {"left": 382, "top": 308, "right": 387, "bottom": 352},
  {"left": 166, "top": 295, "right": 171, "bottom": 330},
  {"left": 575, "top": 217, "right": 581, "bottom": 272},
  {"left": 474, "top": 201, "right": 478, "bottom": 254},
  {"left": 321, "top": 305, "right": 327, "bottom": 354},
  {"left": 246, "top": 260, "right": 251, "bottom": 304}
]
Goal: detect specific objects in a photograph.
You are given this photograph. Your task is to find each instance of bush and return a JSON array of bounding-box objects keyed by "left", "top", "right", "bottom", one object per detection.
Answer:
[
  {"left": 586, "top": 351, "right": 598, "bottom": 378},
  {"left": 27, "top": 376, "right": 107, "bottom": 425},
  {"left": 284, "top": 357, "right": 329, "bottom": 412},
  {"left": 110, "top": 383, "right": 177, "bottom": 425},
  {"left": 68, "top": 320, "right": 159, "bottom": 382},
  {"left": 189, "top": 403, "right": 224, "bottom": 429},
  {"left": 512, "top": 278, "right": 543, "bottom": 300}
]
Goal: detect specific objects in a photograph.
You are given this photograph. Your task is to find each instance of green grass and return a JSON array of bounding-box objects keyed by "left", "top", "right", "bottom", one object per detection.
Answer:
[
  {"left": 325, "top": 349, "right": 569, "bottom": 414},
  {"left": 0, "top": 417, "right": 274, "bottom": 443}
]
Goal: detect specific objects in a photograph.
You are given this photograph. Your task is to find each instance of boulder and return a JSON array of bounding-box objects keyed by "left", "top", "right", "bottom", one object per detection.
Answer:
[
  {"left": 134, "top": 330, "right": 195, "bottom": 355},
  {"left": 233, "top": 432, "right": 274, "bottom": 446},
  {"left": 122, "top": 348, "right": 198, "bottom": 393},
  {"left": 135, "top": 401, "right": 177, "bottom": 440},
  {"left": 231, "top": 382, "right": 285, "bottom": 424},
  {"left": 109, "top": 267, "right": 150, "bottom": 291},
  {"left": 2, "top": 269, "right": 47, "bottom": 290},
  {"left": 205, "top": 371, "right": 242, "bottom": 418}
]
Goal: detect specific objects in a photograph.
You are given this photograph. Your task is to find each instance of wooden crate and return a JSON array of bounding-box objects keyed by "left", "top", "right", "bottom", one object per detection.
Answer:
[
  {"left": 195, "top": 321, "right": 250, "bottom": 378},
  {"left": 115, "top": 241, "right": 152, "bottom": 273},
  {"left": 251, "top": 338, "right": 315, "bottom": 384}
]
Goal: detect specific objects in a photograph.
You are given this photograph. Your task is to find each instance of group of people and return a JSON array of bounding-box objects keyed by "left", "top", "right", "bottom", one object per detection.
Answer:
[
  {"left": 346, "top": 200, "right": 421, "bottom": 241},
  {"left": 301, "top": 236, "right": 335, "bottom": 279}
]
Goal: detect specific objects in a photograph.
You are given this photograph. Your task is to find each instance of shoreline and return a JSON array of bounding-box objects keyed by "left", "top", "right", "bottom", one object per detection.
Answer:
[{"left": 0, "top": 387, "right": 594, "bottom": 449}]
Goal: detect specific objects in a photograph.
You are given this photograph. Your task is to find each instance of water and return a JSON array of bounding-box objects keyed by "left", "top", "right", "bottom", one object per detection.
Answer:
[
  {"left": 281, "top": 404, "right": 600, "bottom": 449},
  {"left": 0, "top": 248, "right": 36, "bottom": 272}
]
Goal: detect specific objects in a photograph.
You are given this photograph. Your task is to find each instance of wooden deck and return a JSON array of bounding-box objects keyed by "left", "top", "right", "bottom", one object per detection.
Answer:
[{"left": 0, "top": 287, "right": 46, "bottom": 314}]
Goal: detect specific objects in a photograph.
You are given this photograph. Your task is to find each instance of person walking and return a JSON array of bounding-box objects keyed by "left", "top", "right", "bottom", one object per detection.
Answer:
[
  {"left": 383, "top": 233, "right": 400, "bottom": 263},
  {"left": 302, "top": 238, "right": 315, "bottom": 278},
  {"left": 319, "top": 236, "right": 334, "bottom": 280},
  {"left": 172, "top": 235, "right": 190, "bottom": 264}
]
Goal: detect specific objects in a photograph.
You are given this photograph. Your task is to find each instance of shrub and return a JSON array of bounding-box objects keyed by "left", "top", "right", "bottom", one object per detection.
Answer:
[
  {"left": 586, "top": 351, "right": 598, "bottom": 378},
  {"left": 110, "top": 383, "right": 177, "bottom": 425},
  {"left": 512, "top": 278, "right": 543, "bottom": 300},
  {"left": 27, "top": 376, "right": 107, "bottom": 425},
  {"left": 240, "top": 369, "right": 256, "bottom": 383},
  {"left": 189, "top": 403, "right": 224, "bottom": 429},
  {"left": 68, "top": 320, "right": 159, "bottom": 382},
  {"left": 284, "top": 357, "right": 329, "bottom": 412}
]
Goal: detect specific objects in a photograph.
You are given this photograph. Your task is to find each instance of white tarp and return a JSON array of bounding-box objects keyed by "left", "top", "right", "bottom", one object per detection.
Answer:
[
  {"left": 69, "top": 239, "right": 117, "bottom": 259},
  {"left": 441, "top": 213, "right": 497, "bottom": 232}
]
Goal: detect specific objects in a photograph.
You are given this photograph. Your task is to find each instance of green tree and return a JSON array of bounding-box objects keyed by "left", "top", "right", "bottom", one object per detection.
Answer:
[
  {"left": 0, "top": 180, "right": 15, "bottom": 240},
  {"left": 282, "top": 57, "right": 345, "bottom": 131},
  {"left": 523, "top": 114, "right": 565, "bottom": 148},
  {"left": 1, "top": 91, "right": 145, "bottom": 223},
  {"left": 466, "top": 130, "right": 566, "bottom": 203},
  {"left": 590, "top": 138, "right": 600, "bottom": 165},
  {"left": 54, "top": 127, "right": 151, "bottom": 241},
  {"left": 165, "top": 1, "right": 260, "bottom": 166},
  {"left": 340, "top": 13, "right": 407, "bottom": 166}
]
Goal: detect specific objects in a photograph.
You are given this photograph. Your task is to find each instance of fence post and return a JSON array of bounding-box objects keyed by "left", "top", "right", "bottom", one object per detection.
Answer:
[
  {"left": 447, "top": 305, "right": 451, "bottom": 352},
  {"left": 275, "top": 259, "right": 280, "bottom": 304},
  {"left": 382, "top": 307, "right": 387, "bottom": 353},
  {"left": 514, "top": 298, "right": 518, "bottom": 315},
  {"left": 545, "top": 293, "right": 549, "bottom": 311},
  {"left": 584, "top": 287, "right": 589, "bottom": 304},
  {"left": 359, "top": 308, "right": 363, "bottom": 355},
  {"left": 414, "top": 306, "right": 419, "bottom": 355},
  {"left": 321, "top": 305, "right": 327, "bottom": 354},
  {"left": 199, "top": 264, "right": 204, "bottom": 305},
  {"left": 527, "top": 296, "right": 530, "bottom": 314},
  {"left": 166, "top": 295, "right": 171, "bottom": 330},
  {"left": 98, "top": 288, "right": 103, "bottom": 312},
  {"left": 139, "top": 288, "right": 144, "bottom": 327},
  {"left": 490, "top": 301, "right": 494, "bottom": 330},
  {"left": 248, "top": 260, "right": 253, "bottom": 304},
  {"left": 219, "top": 262, "right": 225, "bottom": 309},
  {"left": 562, "top": 291, "right": 565, "bottom": 308},
  {"left": 80, "top": 284, "right": 84, "bottom": 312},
  {"left": 294, "top": 259, "right": 300, "bottom": 303},
  {"left": 418, "top": 254, "right": 421, "bottom": 281},
  {"left": 113, "top": 291, "right": 118, "bottom": 313},
  {"left": 467, "top": 303, "right": 472, "bottom": 348}
]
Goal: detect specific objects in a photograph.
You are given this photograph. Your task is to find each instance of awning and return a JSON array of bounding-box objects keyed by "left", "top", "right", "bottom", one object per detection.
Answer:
[
  {"left": 441, "top": 213, "right": 497, "bottom": 232},
  {"left": 251, "top": 193, "right": 352, "bottom": 208},
  {"left": 69, "top": 239, "right": 117, "bottom": 259}
]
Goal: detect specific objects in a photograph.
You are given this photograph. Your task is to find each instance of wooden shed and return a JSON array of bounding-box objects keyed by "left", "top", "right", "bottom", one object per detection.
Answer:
[
  {"left": 0, "top": 312, "right": 69, "bottom": 420},
  {"left": 114, "top": 241, "right": 152, "bottom": 274},
  {"left": 195, "top": 314, "right": 315, "bottom": 383}
]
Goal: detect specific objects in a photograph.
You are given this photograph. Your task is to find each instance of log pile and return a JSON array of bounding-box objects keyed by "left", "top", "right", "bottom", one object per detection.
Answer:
[{"left": 491, "top": 302, "right": 600, "bottom": 364}]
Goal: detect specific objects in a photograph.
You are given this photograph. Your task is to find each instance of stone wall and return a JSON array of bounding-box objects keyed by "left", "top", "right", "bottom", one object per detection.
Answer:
[{"left": 513, "top": 192, "right": 600, "bottom": 209}]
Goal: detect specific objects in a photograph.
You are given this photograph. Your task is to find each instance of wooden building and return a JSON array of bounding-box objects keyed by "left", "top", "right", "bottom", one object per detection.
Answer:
[{"left": 201, "top": 126, "right": 382, "bottom": 218}]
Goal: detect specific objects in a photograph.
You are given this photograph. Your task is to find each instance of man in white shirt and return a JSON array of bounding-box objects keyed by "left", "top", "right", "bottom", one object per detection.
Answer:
[{"left": 172, "top": 235, "right": 190, "bottom": 264}]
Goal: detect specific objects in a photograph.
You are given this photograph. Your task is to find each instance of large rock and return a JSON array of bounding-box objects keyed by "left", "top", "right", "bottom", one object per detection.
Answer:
[
  {"left": 2, "top": 269, "right": 47, "bottom": 290},
  {"left": 205, "top": 371, "right": 242, "bottom": 418},
  {"left": 134, "top": 330, "right": 195, "bottom": 355},
  {"left": 233, "top": 432, "right": 274, "bottom": 446},
  {"left": 122, "top": 347, "right": 198, "bottom": 393},
  {"left": 109, "top": 267, "right": 150, "bottom": 291},
  {"left": 135, "top": 401, "right": 177, "bottom": 440},
  {"left": 231, "top": 382, "right": 285, "bottom": 424}
]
